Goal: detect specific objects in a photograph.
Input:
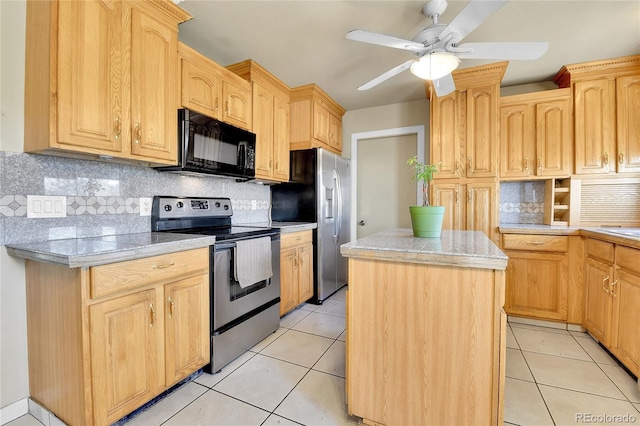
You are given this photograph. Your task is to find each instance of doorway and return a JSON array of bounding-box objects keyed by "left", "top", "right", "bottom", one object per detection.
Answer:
[{"left": 350, "top": 126, "right": 425, "bottom": 241}]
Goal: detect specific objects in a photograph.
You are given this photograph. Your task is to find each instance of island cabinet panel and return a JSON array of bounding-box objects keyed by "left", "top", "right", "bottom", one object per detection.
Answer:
[
  {"left": 24, "top": 248, "right": 210, "bottom": 426},
  {"left": 346, "top": 259, "right": 505, "bottom": 425}
]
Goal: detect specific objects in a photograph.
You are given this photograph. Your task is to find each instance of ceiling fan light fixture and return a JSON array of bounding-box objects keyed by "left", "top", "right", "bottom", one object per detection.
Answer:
[{"left": 410, "top": 52, "right": 460, "bottom": 80}]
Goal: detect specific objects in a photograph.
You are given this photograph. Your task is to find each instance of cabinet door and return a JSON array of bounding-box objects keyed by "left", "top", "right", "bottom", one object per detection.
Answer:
[
  {"left": 298, "top": 244, "right": 314, "bottom": 304},
  {"left": 616, "top": 75, "right": 640, "bottom": 173},
  {"left": 574, "top": 79, "right": 616, "bottom": 174},
  {"left": 180, "top": 59, "right": 222, "bottom": 120},
  {"left": 328, "top": 114, "right": 342, "bottom": 152},
  {"left": 313, "top": 101, "right": 331, "bottom": 144},
  {"left": 584, "top": 257, "right": 614, "bottom": 345},
  {"left": 253, "top": 83, "right": 275, "bottom": 179},
  {"left": 610, "top": 268, "right": 640, "bottom": 375},
  {"left": 273, "top": 96, "right": 291, "bottom": 181},
  {"left": 165, "top": 274, "right": 210, "bottom": 387},
  {"left": 280, "top": 247, "right": 299, "bottom": 316},
  {"left": 130, "top": 6, "right": 178, "bottom": 162},
  {"left": 222, "top": 80, "right": 252, "bottom": 130},
  {"left": 505, "top": 251, "right": 568, "bottom": 321},
  {"left": 430, "top": 92, "right": 461, "bottom": 179},
  {"left": 536, "top": 98, "right": 572, "bottom": 176},
  {"left": 90, "top": 289, "right": 163, "bottom": 424},
  {"left": 431, "top": 183, "right": 465, "bottom": 230},
  {"left": 500, "top": 103, "right": 534, "bottom": 178},
  {"left": 466, "top": 182, "right": 497, "bottom": 241},
  {"left": 57, "top": 0, "right": 122, "bottom": 152},
  {"left": 467, "top": 86, "right": 498, "bottom": 178}
]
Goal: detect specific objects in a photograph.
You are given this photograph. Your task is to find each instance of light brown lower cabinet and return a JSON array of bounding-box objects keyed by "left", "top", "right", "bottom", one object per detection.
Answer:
[
  {"left": 26, "top": 248, "right": 210, "bottom": 426},
  {"left": 584, "top": 239, "right": 640, "bottom": 376},
  {"left": 346, "top": 258, "right": 505, "bottom": 425},
  {"left": 280, "top": 230, "right": 314, "bottom": 316}
]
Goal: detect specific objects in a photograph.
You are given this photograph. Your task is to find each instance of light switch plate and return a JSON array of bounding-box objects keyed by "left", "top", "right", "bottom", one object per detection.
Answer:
[
  {"left": 139, "top": 197, "right": 152, "bottom": 216},
  {"left": 27, "top": 195, "right": 67, "bottom": 218}
]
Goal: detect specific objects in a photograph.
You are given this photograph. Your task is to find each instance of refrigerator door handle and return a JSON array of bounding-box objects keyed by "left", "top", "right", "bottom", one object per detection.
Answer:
[{"left": 334, "top": 169, "right": 342, "bottom": 243}]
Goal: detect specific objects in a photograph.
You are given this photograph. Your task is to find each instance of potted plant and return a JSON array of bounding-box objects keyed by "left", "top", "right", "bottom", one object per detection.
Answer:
[{"left": 407, "top": 156, "right": 445, "bottom": 238}]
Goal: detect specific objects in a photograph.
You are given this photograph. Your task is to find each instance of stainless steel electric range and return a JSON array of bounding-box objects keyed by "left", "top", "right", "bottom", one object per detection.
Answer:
[{"left": 151, "top": 196, "right": 280, "bottom": 373}]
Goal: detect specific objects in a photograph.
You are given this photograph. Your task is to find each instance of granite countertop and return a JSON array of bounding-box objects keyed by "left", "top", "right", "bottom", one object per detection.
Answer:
[
  {"left": 340, "top": 229, "right": 508, "bottom": 270},
  {"left": 5, "top": 233, "right": 217, "bottom": 268},
  {"left": 239, "top": 222, "right": 317, "bottom": 234},
  {"left": 499, "top": 224, "right": 640, "bottom": 249}
]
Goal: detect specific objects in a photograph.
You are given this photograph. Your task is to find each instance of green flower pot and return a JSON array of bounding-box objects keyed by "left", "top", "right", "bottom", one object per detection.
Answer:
[{"left": 409, "top": 205, "right": 445, "bottom": 238}]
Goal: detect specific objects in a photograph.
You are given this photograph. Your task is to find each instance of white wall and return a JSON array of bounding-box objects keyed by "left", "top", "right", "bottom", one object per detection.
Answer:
[{"left": 0, "top": 0, "right": 30, "bottom": 410}]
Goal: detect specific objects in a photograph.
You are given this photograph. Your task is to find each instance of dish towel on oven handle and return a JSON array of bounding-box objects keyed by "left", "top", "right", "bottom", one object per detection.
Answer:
[{"left": 234, "top": 237, "right": 273, "bottom": 289}]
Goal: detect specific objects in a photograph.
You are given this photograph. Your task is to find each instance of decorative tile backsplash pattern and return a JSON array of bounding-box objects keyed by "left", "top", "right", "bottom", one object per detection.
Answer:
[
  {"left": 499, "top": 181, "right": 546, "bottom": 224},
  {"left": 0, "top": 152, "right": 271, "bottom": 245}
]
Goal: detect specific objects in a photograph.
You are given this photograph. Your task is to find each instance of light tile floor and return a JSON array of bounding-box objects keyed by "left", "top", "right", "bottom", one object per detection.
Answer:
[{"left": 9, "top": 287, "right": 640, "bottom": 425}]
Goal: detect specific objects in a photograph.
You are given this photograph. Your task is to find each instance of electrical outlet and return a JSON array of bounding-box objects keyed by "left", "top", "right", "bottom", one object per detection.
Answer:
[
  {"left": 27, "top": 195, "right": 67, "bottom": 218},
  {"left": 139, "top": 197, "right": 152, "bottom": 216}
]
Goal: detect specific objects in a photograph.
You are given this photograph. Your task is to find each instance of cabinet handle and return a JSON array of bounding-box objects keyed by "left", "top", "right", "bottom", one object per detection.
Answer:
[
  {"left": 604, "top": 153, "right": 609, "bottom": 166},
  {"left": 275, "top": 161, "right": 278, "bottom": 170},
  {"left": 525, "top": 241, "right": 546, "bottom": 245},
  {"left": 134, "top": 122, "right": 141, "bottom": 144},
  {"left": 468, "top": 157, "right": 472, "bottom": 174},
  {"left": 619, "top": 153, "right": 624, "bottom": 165},
  {"left": 299, "top": 255, "right": 304, "bottom": 266},
  {"left": 168, "top": 296, "right": 174, "bottom": 319},
  {"left": 114, "top": 116, "right": 121, "bottom": 140},
  {"left": 269, "top": 159, "right": 273, "bottom": 168},
  {"left": 455, "top": 189, "right": 459, "bottom": 203},
  {"left": 602, "top": 276, "right": 610, "bottom": 294},
  {"left": 215, "top": 95, "right": 219, "bottom": 111},
  {"left": 467, "top": 189, "right": 472, "bottom": 203},
  {"left": 152, "top": 262, "right": 175, "bottom": 270},
  {"left": 610, "top": 280, "right": 618, "bottom": 298},
  {"left": 294, "top": 256, "right": 298, "bottom": 267},
  {"left": 225, "top": 99, "right": 229, "bottom": 114},
  {"left": 524, "top": 158, "right": 529, "bottom": 171},
  {"left": 537, "top": 156, "right": 542, "bottom": 171},
  {"left": 455, "top": 160, "right": 460, "bottom": 176},
  {"left": 150, "top": 303, "right": 156, "bottom": 326}
]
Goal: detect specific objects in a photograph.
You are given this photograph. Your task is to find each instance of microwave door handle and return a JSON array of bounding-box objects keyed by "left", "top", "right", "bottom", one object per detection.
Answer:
[{"left": 238, "top": 143, "right": 246, "bottom": 170}]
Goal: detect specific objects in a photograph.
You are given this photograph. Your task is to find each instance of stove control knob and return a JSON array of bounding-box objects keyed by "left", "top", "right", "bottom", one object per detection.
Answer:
[
  {"left": 223, "top": 204, "right": 229, "bottom": 210},
  {"left": 176, "top": 201, "right": 184, "bottom": 208},
  {"left": 215, "top": 202, "right": 221, "bottom": 208},
  {"left": 164, "top": 204, "right": 172, "bottom": 212}
]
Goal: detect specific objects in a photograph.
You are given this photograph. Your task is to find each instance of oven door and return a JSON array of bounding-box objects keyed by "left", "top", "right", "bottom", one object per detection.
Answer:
[{"left": 212, "top": 236, "right": 280, "bottom": 330}]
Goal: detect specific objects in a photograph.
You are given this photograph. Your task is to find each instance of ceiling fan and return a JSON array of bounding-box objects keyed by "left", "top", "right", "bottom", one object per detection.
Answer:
[{"left": 346, "top": 0, "right": 549, "bottom": 97}]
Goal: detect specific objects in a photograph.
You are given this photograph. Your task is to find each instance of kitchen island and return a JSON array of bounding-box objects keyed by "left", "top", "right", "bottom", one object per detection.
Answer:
[{"left": 340, "top": 229, "right": 508, "bottom": 426}]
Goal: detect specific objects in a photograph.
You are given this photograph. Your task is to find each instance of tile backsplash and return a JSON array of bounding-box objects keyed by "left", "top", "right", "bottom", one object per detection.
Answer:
[
  {"left": 499, "top": 181, "right": 546, "bottom": 224},
  {"left": 0, "top": 152, "right": 270, "bottom": 245}
]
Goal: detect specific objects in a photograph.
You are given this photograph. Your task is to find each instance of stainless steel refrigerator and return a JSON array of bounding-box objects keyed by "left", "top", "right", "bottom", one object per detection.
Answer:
[{"left": 271, "top": 148, "right": 351, "bottom": 303}]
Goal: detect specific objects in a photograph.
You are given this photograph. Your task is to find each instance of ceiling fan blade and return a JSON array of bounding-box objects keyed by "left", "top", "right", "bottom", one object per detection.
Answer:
[
  {"left": 432, "top": 73, "right": 456, "bottom": 97},
  {"left": 347, "top": 29, "right": 425, "bottom": 52},
  {"left": 438, "top": 0, "right": 508, "bottom": 43},
  {"left": 454, "top": 42, "right": 549, "bottom": 60},
  {"left": 358, "top": 60, "right": 415, "bottom": 91}
]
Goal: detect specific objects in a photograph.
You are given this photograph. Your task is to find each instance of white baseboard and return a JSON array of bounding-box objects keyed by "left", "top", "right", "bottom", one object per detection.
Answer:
[
  {"left": 0, "top": 398, "right": 66, "bottom": 426},
  {"left": 0, "top": 398, "right": 28, "bottom": 425}
]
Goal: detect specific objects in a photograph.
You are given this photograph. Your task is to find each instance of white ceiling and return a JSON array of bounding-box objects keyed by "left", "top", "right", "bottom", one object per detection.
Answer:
[{"left": 177, "top": 0, "right": 640, "bottom": 111}]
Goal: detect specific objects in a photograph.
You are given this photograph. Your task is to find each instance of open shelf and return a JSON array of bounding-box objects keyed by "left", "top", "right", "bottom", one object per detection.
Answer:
[{"left": 544, "top": 178, "right": 576, "bottom": 226}]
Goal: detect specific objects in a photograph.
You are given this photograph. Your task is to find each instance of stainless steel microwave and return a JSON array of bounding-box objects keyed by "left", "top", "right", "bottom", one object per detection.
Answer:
[{"left": 156, "top": 109, "right": 256, "bottom": 180}]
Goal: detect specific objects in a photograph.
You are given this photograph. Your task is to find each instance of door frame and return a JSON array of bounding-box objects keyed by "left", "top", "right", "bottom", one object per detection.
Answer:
[{"left": 350, "top": 125, "right": 425, "bottom": 241}]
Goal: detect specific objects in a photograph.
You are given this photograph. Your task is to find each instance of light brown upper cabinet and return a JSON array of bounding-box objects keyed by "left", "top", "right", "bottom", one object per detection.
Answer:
[
  {"left": 554, "top": 55, "right": 640, "bottom": 174},
  {"left": 25, "top": 0, "right": 191, "bottom": 166},
  {"left": 290, "top": 84, "right": 346, "bottom": 155},
  {"left": 227, "top": 60, "right": 291, "bottom": 182},
  {"left": 500, "top": 89, "right": 572, "bottom": 179},
  {"left": 428, "top": 63, "right": 507, "bottom": 180},
  {"left": 179, "top": 43, "right": 252, "bottom": 131}
]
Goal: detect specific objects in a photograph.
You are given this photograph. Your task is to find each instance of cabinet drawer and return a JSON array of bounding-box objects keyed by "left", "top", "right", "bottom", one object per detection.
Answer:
[
  {"left": 91, "top": 248, "right": 209, "bottom": 299},
  {"left": 615, "top": 245, "right": 640, "bottom": 275},
  {"left": 502, "top": 234, "right": 568, "bottom": 252},
  {"left": 281, "top": 230, "right": 313, "bottom": 250},
  {"left": 585, "top": 238, "right": 615, "bottom": 263}
]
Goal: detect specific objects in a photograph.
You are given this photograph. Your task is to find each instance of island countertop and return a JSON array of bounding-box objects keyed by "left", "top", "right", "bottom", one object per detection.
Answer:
[
  {"left": 340, "top": 229, "right": 507, "bottom": 270},
  {"left": 5, "top": 233, "right": 217, "bottom": 268}
]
